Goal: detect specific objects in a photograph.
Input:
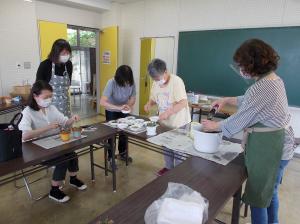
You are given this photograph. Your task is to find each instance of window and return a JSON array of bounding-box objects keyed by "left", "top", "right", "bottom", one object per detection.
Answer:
[
  {"left": 67, "top": 28, "right": 77, "bottom": 46},
  {"left": 79, "top": 30, "right": 96, "bottom": 48},
  {"left": 67, "top": 27, "right": 96, "bottom": 48}
]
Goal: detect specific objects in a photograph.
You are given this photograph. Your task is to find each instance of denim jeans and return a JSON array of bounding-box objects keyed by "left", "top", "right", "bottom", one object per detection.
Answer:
[
  {"left": 46, "top": 152, "right": 79, "bottom": 181},
  {"left": 105, "top": 110, "right": 128, "bottom": 159},
  {"left": 250, "top": 160, "right": 289, "bottom": 224}
]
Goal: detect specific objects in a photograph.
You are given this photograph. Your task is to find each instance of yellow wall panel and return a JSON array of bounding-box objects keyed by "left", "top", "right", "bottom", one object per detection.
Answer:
[
  {"left": 99, "top": 26, "right": 118, "bottom": 114},
  {"left": 139, "top": 38, "right": 156, "bottom": 116},
  {"left": 38, "top": 20, "right": 67, "bottom": 61}
]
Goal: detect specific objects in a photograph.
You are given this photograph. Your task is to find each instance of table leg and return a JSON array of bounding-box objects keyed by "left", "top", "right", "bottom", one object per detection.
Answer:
[
  {"left": 79, "top": 88, "right": 82, "bottom": 106},
  {"left": 191, "top": 107, "right": 194, "bottom": 121},
  {"left": 231, "top": 186, "right": 242, "bottom": 224},
  {"left": 199, "top": 109, "right": 202, "bottom": 123},
  {"left": 125, "top": 135, "right": 129, "bottom": 166},
  {"left": 21, "top": 170, "right": 48, "bottom": 201},
  {"left": 73, "top": 89, "right": 76, "bottom": 104},
  {"left": 111, "top": 137, "right": 117, "bottom": 192},
  {"left": 90, "top": 145, "right": 95, "bottom": 182},
  {"left": 104, "top": 142, "right": 108, "bottom": 176}
]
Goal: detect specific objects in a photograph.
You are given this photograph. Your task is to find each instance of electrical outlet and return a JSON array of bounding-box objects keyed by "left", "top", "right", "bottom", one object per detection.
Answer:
[
  {"left": 24, "top": 62, "right": 31, "bottom": 69},
  {"left": 16, "top": 62, "right": 22, "bottom": 69}
]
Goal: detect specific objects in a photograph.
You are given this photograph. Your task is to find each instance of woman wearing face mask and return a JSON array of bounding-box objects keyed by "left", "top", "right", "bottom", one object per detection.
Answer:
[
  {"left": 36, "top": 39, "right": 72, "bottom": 117},
  {"left": 144, "top": 58, "right": 191, "bottom": 176},
  {"left": 202, "top": 39, "right": 295, "bottom": 224},
  {"left": 100, "top": 65, "right": 136, "bottom": 166},
  {"left": 19, "top": 80, "right": 86, "bottom": 203}
]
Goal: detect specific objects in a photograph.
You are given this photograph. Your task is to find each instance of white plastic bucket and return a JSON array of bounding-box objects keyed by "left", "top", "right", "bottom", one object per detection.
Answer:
[{"left": 192, "top": 124, "right": 222, "bottom": 153}]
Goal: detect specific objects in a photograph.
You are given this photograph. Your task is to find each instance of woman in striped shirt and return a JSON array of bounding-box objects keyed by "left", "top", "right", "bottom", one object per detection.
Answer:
[{"left": 203, "top": 39, "right": 295, "bottom": 224}]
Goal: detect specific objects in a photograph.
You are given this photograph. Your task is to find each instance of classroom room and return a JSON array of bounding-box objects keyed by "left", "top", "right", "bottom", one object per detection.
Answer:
[{"left": 0, "top": 0, "right": 299, "bottom": 223}]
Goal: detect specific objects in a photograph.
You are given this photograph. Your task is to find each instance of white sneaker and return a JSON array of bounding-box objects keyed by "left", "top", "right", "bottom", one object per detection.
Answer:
[
  {"left": 69, "top": 177, "right": 87, "bottom": 191},
  {"left": 49, "top": 188, "right": 70, "bottom": 203}
]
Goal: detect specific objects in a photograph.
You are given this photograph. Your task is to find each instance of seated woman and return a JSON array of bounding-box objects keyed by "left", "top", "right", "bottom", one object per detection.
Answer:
[{"left": 19, "top": 80, "right": 87, "bottom": 203}]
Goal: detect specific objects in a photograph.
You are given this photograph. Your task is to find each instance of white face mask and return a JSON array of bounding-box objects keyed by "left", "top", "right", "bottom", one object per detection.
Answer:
[
  {"left": 239, "top": 69, "right": 252, "bottom": 80},
  {"left": 37, "top": 98, "right": 52, "bottom": 108},
  {"left": 156, "top": 77, "right": 166, "bottom": 86},
  {"left": 59, "top": 54, "right": 70, "bottom": 63}
]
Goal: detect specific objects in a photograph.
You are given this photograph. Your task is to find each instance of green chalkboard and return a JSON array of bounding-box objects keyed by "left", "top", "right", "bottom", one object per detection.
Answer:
[{"left": 177, "top": 27, "right": 300, "bottom": 106}]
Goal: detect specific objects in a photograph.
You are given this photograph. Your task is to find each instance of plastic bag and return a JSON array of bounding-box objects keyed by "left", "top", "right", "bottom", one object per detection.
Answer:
[{"left": 144, "top": 182, "right": 209, "bottom": 224}]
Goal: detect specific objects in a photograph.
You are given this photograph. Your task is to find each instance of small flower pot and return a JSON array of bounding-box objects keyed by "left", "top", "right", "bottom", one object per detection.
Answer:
[
  {"left": 146, "top": 125, "right": 157, "bottom": 136},
  {"left": 60, "top": 131, "right": 71, "bottom": 142},
  {"left": 72, "top": 127, "right": 82, "bottom": 139}
]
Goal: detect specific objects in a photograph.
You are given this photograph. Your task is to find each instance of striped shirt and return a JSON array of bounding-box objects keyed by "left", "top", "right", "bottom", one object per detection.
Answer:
[{"left": 220, "top": 77, "right": 295, "bottom": 160}]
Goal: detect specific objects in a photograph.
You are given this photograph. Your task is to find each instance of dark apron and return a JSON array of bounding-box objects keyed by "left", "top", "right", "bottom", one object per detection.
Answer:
[{"left": 242, "top": 123, "right": 285, "bottom": 208}]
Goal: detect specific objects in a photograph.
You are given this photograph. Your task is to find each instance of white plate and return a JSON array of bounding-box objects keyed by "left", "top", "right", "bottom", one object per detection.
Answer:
[
  {"left": 149, "top": 116, "right": 159, "bottom": 122},
  {"left": 121, "top": 109, "right": 131, "bottom": 114},
  {"left": 131, "top": 123, "right": 144, "bottom": 128},
  {"left": 126, "top": 120, "right": 136, "bottom": 125},
  {"left": 126, "top": 116, "right": 136, "bottom": 120},
  {"left": 129, "top": 125, "right": 145, "bottom": 132},
  {"left": 108, "top": 121, "right": 118, "bottom": 127},
  {"left": 135, "top": 119, "right": 145, "bottom": 123},
  {"left": 117, "top": 123, "right": 128, "bottom": 129},
  {"left": 118, "top": 118, "right": 127, "bottom": 123}
]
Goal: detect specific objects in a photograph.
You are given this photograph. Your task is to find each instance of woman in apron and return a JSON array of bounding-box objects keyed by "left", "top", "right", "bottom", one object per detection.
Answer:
[
  {"left": 202, "top": 39, "right": 295, "bottom": 224},
  {"left": 36, "top": 39, "right": 72, "bottom": 117}
]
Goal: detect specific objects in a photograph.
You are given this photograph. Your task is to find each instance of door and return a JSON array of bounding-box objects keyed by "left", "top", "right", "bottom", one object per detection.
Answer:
[
  {"left": 139, "top": 38, "right": 156, "bottom": 116},
  {"left": 38, "top": 20, "right": 67, "bottom": 60},
  {"left": 67, "top": 26, "right": 98, "bottom": 117},
  {"left": 99, "top": 26, "right": 118, "bottom": 115}
]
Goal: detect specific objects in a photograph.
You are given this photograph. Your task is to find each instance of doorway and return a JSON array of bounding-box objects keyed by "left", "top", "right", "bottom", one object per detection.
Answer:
[
  {"left": 67, "top": 26, "right": 99, "bottom": 118},
  {"left": 139, "top": 37, "right": 175, "bottom": 115}
]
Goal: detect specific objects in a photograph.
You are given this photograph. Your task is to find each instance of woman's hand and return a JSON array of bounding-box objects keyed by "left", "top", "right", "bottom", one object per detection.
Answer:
[
  {"left": 71, "top": 115, "right": 80, "bottom": 122},
  {"left": 211, "top": 98, "right": 227, "bottom": 110},
  {"left": 47, "top": 122, "right": 60, "bottom": 130},
  {"left": 159, "top": 109, "right": 172, "bottom": 120},
  {"left": 144, "top": 103, "right": 151, "bottom": 113},
  {"left": 202, "top": 120, "right": 221, "bottom": 132},
  {"left": 121, "top": 104, "right": 131, "bottom": 111}
]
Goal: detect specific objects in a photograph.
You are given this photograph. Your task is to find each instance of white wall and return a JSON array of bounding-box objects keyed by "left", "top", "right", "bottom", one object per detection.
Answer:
[
  {"left": 154, "top": 37, "right": 175, "bottom": 73},
  {"left": 0, "top": 0, "right": 40, "bottom": 96},
  {"left": 119, "top": 0, "right": 300, "bottom": 78},
  {"left": 0, "top": 0, "right": 105, "bottom": 97},
  {"left": 36, "top": 1, "right": 102, "bottom": 28},
  {"left": 109, "top": 0, "right": 300, "bottom": 136}
]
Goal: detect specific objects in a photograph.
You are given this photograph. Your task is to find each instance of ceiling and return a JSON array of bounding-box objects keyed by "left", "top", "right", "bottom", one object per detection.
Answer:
[
  {"left": 36, "top": 0, "right": 144, "bottom": 12},
  {"left": 111, "top": 0, "right": 144, "bottom": 3},
  {"left": 37, "top": 0, "right": 111, "bottom": 12}
]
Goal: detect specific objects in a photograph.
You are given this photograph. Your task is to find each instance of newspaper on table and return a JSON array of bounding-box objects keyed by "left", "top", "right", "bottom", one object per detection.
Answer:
[
  {"left": 147, "top": 129, "right": 243, "bottom": 166},
  {"left": 33, "top": 134, "right": 87, "bottom": 149}
]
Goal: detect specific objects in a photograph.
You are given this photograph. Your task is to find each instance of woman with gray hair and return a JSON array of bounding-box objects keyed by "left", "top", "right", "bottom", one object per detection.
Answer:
[{"left": 144, "top": 58, "right": 191, "bottom": 176}]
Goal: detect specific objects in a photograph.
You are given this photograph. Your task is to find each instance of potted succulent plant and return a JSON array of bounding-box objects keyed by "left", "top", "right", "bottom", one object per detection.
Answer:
[
  {"left": 60, "top": 128, "right": 71, "bottom": 142},
  {"left": 146, "top": 121, "right": 157, "bottom": 136},
  {"left": 72, "top": 126, "right": 82, "bottom": 139}
]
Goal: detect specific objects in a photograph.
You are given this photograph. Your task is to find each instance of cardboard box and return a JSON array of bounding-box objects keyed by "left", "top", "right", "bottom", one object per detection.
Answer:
[{"left": 13, "top": 85, "right": 31, "bottom": 94}]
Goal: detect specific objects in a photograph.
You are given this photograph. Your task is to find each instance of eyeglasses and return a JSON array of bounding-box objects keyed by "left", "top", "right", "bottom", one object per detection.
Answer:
[{"left": 229, "top": 63, "right": 252, "bottom": 84}]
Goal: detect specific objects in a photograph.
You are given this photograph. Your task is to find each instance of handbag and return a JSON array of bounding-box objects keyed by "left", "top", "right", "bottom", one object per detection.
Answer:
[{"left": 0, "top": 113, "right": 23, "bottom": 162}]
